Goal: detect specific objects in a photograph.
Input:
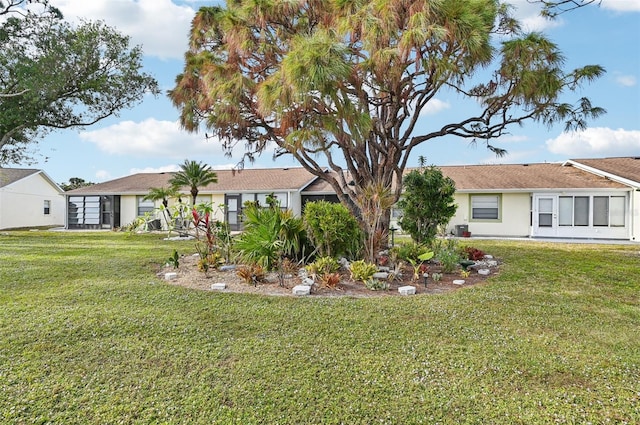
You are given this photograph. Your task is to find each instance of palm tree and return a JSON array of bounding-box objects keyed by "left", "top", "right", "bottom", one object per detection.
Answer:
[
  {"left": 169, "top": 159, "right": 218, "bottom": 206},
  {"left": 144, "top": 186, "right": 181, "bottom": 230}
]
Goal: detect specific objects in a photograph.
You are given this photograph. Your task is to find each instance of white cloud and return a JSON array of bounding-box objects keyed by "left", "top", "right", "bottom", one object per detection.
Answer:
[
  {"left": 52, "top": 0, "right": 195, "bottom": 60},
  {"left": 615, "top": 74, "right": 637, "bottom": 87},
  {"left": 79, "top": 118, "right": 232, "bottom": 159},
  {"left": 546, "top": 127, "right": 640, "bottom": 156},
  {"left": 506, "top": 0, "right": 564, "bottom": 31},
  {"left": 420, "top": 98, "right": 451, "bottom": 116},
  {"left": 602, "top": 0, "right": 640, "bottom": 12}
]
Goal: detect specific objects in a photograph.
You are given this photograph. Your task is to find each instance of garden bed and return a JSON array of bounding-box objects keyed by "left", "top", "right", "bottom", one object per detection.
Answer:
[{"left": 159, "top": 253, "right": 499, "bottom": 297}]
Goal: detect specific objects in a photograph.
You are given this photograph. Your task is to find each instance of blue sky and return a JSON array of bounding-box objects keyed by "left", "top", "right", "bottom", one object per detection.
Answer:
[{"left": 23, "top": 0, "right": 640, "bottom": 185}]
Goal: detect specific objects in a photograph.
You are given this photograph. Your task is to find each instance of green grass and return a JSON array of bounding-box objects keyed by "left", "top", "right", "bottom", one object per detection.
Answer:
[{"left": 1, "top": 231, "right": 638, "bottom": 424}]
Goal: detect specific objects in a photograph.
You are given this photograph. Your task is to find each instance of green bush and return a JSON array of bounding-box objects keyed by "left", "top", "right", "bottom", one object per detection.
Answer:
[
  {"left": 391, "top": 241, "right": 430, "bottom": 264},
  {"left": 235, "top": 202, "right": 310, "bottom": 270},
  {"left": 303, "top": 200, "right": 363, "bottom": 259},
  {"left": 433, "top": 238, "right": 462, "bottom": 273},
  {"left": 349, "top": 260, "right": 378, "bottom": 283},
  {"left": 306, "top": 256, "right": 340, "bottom": 279}
]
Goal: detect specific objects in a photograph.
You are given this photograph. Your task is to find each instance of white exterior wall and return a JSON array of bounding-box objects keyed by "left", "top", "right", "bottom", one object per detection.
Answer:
[
  {"left": 0, "top": 173, "right": 64, "bottom": 229},
  {"left": 447, "top": 192, "right": 531, "bottom": 237},
  {"left": 632, "top": 190, "right": 640, "bottom": 242},
  {"left": 120, "top": 195, "right": 138, "bottom": 227}
]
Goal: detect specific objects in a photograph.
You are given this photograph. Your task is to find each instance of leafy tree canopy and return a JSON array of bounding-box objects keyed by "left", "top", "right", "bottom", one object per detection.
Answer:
[
  {"left": 59, "top": 177, "right": 94, "bottom": 191},
  {"left": 169, "top": 159, "right": 218, "bottom": 205},
  {"left": 171, "top": 0, "right": 605, "bottom": 248},
  {"left": 397, "top": 163, "right": 457, "bottom": 245},
  {"left": 0, "top": 0, "right": 159, "bottom": 165}
]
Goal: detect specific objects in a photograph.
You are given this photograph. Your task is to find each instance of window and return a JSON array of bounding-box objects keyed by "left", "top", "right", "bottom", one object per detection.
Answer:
[
  {"left": 44, "top": 200, "right": 51, "bottom": 215},
  {"left": 471, "top": 195, "right": 499, "bottom": 220},
  {"left": 137, "top": 196, "right": 155, "bottom": 216},
  {"left": 558, "top": 195, "right": 626, "bottom": 228},
  {"left": 68, "top": 196, "right": 100, "bottom": 225}
]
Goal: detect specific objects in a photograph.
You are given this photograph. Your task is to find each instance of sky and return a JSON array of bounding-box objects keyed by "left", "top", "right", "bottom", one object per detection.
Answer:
[{"left": 18, "top": 0, "right": 640, "bottom": 185}]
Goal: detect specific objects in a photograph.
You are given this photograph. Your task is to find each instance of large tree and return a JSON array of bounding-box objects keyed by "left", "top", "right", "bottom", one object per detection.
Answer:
[
  {"left": 0, "top": 0, "right": 158, "bottom": 164},
  {"left": 170, "top": 0, "right": 604, "bottom": 249}
]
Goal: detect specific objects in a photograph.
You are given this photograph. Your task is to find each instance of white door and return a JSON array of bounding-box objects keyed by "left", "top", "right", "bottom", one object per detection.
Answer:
[{"left": 533, "top": 195, "right": 557, "bottom": 237}]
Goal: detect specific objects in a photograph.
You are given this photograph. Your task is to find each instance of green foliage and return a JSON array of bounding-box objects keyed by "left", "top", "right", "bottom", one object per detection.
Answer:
[
  {"left": 397, "top": 166, "right": 457, "bottom": 245},
  {"left": 166, "top": 249, "right": 180, "bottom": 269},
  {"left": 433, "top": 239, "right": 463, "bottom": 273},
  {"left": 306, "top": 256, "right": 340, "bottom": 280},
  {"left": 169, "top": 159, "right": 218, "bottom": 205},
  {"left": 235, "top": 201, "right": 309, "bottom": 270},
  {"left": 391, "top": 241, "right": 431, "bottom": 264},
  {"left": 349, "top": 260, "right": 378, "bottom": 284},
  {"left": 0, "top": 10, "right": 158, "bottom": 164},
  {"left": 303, "top": 200, "right": 363, "bottom": 259},
  {"left": 59, "top": 177, "right": 94, "bottom": 191},
  {"left": 364, "top": 278, "right": 389, "bottom": 291}
]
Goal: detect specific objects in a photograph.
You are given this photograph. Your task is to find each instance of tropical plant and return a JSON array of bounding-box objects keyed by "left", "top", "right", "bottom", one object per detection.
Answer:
[
  {"left": 365, "top": 278, "right": 389, "bottom": 291},
  {"left": 397, "top": 165, "right": 457, "bottom": 245},
  {"left": 303, "top": 200, "right": 362, "bottom": 259},
  {"left": 170, "top": 0, "right": 605, "bottom": 263},
  {"left": 306, "top": 256, "right": 340, "bottom": 281},
  {"left": 235, "top": 201, "right": 309, "bottom": 270},
  {"left": 349, "top": 260, "right": 378, "bottom": 284},
  {"left": 236, "top": 263, "right": 265, "bottom": 286},
  {"left": 0, "top": 2, "right": 158, "bottom": 164},
  {"left": 169, "top": 160, "right": 218, "bottom": 206},
  {"left": 144, "top": 186, "right": 181, "bottom": 232},
  {"left": 166, "top": 250, "right": 180, "bottom": 269}
]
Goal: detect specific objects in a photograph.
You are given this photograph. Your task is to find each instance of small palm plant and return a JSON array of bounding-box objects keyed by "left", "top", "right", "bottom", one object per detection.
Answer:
[{"left": 169, "top": 159, "right": 218, "bottom": 206}]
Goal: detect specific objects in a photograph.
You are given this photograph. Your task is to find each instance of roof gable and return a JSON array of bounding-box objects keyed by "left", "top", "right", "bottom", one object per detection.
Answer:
[
  {"left": 0, "top": 168, "right": 40, "bottom": 188},
  {"left": 567, "top": 157, "right": 640, "bottom": 187}
]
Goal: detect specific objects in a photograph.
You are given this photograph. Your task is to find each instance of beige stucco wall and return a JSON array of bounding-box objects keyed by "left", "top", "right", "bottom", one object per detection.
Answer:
[
  {"left": 447, "top": 192, "right": 532, "bottom": 238},
  {"left": 631, "top": 190, "right": 640, "bottom": 242},
  {"left": 0, "top": 174, "right": 64, "bottom": 229}
]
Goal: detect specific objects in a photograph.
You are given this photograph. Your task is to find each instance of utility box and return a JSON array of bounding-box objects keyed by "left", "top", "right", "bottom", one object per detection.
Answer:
[{"left": 455, "top": 224, "right": 469, "bottom": 237}]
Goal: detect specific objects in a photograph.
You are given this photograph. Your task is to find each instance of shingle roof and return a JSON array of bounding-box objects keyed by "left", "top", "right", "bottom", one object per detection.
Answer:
[
  {"left": 569, "top": 157, "right": 640, "bottom": 185},
  {"left": 0, "top": 168, "right": 40, "bottom": 188},
  {"left": 439, "top": 162, "right": 627, "bottom": 191},
  {"left": 67, "top": 167, "right": 318, "bottom": 195}
]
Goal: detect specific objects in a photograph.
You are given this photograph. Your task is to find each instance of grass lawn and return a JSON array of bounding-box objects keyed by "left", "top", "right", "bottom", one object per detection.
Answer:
[{"left": 1, "top": 231, "right": 638, "bottom": 424}]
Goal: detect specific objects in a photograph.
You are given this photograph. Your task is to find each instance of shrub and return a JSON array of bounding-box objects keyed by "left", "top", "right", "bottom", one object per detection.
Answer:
[
  {"left": 236, "top": 202, "right": 310, "bottom": 270},
  {"left": 391, "top": 241, "right": 430, "bottom": 264},
  {"left": 431, "top": 238, "right": 462, "bottom": 273},
  {"left": 463, "top": 246, "right": 486, "bottom": 261},
  {"left": 397, "top": 166, "right": 457, "bottom": 245},
  {"left": 303, "top": 201, "right": 363, "bottom": 259},
  {"left": 306, "top": 256, "right": 340, "bottom": 280},
  {"left": 320, "top": 272, "right": 342, "bottom": 288},
  {"left": 349, "top": 260, "right": 378, "bottom": 283},
  {"left": 236, "top": 264, "right": 265, "bottom": 286},
  {"left": 365, "top": 278, "right": 389, "bottom": 291}
]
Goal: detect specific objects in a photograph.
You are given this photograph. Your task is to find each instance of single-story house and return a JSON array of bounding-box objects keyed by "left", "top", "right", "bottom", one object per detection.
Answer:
[
  {"left": 64, "top": 168, "right": 319, "bottom": 231},
  {"left": 64, "top": 156, "right": 639, "bottom": 242},
  {"left": 440, "top": 157, "right": 638, "bottom": 241},
  {"left": 0, "top": 168, "right": 65, "bottom": 230}
]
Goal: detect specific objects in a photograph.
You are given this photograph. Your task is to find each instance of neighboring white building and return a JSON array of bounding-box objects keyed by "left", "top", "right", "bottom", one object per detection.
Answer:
[{"left": 0, "top": 169, "right": 65, "bottom": 230}]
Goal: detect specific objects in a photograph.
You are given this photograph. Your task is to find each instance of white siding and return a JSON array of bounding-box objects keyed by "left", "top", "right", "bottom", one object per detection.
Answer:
[{"left": 0, "top": 173, "right": 64, "bottom": 229}]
